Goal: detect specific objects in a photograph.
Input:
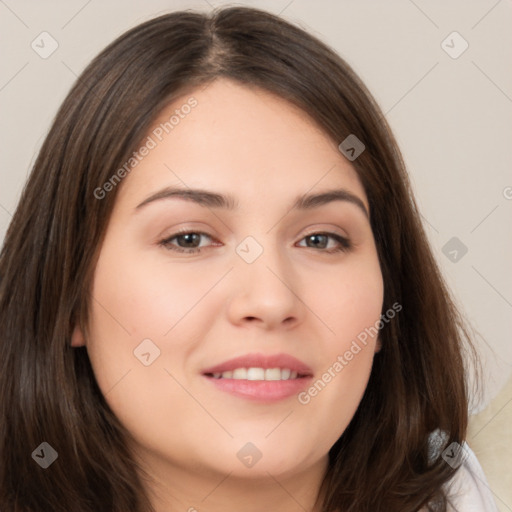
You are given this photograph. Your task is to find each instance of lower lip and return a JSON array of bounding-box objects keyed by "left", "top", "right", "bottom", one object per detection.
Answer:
[{"left": 204, "top": 376, "right": 313, "bottom": 402}]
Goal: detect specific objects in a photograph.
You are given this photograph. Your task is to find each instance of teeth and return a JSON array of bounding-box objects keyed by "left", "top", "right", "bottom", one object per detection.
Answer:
[
  {"left": 211, "top": 367, "right": 301, "bottom": 380},
  {"left": 264, "top": 368, "right": 281, "bottom": 380},
  {"left": 232, "top": 368, "right": 247, "bottom": 379},
  {"left": 247, "top": 368, "right": 265, "bottom": 380}
]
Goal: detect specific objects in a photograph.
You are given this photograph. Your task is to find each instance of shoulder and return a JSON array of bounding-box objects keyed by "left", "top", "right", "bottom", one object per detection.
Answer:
[
  {"left": 428, "top": 430, "right": 499, "bottom": 512},
  {"left": 444, "top": 443, "right": 499, "bottom": 512}
]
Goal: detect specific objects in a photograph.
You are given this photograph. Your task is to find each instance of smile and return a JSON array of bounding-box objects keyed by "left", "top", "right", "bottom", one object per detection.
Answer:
[
  {"left": 201, "top": 353, "right": 313, "bottom": 402},
  {"left": 207, "top": 367, "right": 303, "bottom": 380}
]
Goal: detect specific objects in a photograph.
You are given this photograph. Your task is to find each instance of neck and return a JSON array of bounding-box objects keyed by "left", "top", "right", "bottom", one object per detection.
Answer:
[{"left": 138, "top": 452, "right": 329, "bottom": 512}]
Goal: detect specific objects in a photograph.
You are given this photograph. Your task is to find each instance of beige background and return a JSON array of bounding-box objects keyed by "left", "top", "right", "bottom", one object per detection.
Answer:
[{"left": 0, "top": 0, "right": 510, "bottom": 509}]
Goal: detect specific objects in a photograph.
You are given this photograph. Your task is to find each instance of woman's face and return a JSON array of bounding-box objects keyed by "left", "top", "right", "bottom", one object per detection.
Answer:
[{"left": 73, "top": 78, "right": 383, "bottom": 485}]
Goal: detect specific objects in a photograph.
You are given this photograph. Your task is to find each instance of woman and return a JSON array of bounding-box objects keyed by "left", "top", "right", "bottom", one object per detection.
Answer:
[{"left": 0, "top": 6, "right": 498, "bottom": 512}]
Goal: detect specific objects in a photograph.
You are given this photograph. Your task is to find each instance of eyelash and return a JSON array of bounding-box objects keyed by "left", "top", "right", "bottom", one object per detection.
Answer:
[{"left": 158, "top": 229, "right": 352, "bottom": 255}]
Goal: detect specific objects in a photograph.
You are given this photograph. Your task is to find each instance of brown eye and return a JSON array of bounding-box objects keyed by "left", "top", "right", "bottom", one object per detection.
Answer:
[{"left": 159, "top": 231, "right": 216, "bottom": 254}]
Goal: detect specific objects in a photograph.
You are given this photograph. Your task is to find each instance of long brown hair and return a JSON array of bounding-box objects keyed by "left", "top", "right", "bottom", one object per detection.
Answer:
[{"left": 0, "top": 6, "right": 481, "bottom": 512}]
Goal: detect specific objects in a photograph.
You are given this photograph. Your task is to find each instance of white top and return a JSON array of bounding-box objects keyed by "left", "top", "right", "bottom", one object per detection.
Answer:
[
  {"left": 428, "top": 430, "right": 499, "bottom": 511},
  {"left": 445, "top": 443, "right": 499, "bottom": 512}
]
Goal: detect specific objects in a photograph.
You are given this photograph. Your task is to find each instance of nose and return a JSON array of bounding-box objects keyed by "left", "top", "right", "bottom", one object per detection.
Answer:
[{"left": 225, "top": 238, "right": 306, "bottom": 330}]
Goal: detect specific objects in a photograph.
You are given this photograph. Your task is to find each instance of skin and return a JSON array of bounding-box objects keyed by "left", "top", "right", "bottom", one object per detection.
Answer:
[{"left": 72, "top": 78, "right": 384, "bottom": 512}]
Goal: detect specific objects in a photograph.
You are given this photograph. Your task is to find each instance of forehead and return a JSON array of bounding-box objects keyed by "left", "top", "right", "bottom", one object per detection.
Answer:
[{"left": 116, "top": 78, "right": 368, "bottom": 211}]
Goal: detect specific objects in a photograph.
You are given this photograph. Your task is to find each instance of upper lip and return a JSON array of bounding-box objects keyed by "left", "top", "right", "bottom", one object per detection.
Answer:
[{"left": 201, "top": 353, "right": 313, "bottom": 376}]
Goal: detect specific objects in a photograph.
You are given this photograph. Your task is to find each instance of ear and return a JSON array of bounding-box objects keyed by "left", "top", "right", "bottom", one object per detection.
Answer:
[
  {"left": 374, "top": 337, "right": 382, "bottom": 354},
  {"left": 70, "top": 324, "right": 86, "bottom": 347}
]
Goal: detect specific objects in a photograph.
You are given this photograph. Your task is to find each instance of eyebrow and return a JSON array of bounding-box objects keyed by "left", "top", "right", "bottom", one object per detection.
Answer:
[{"left": 135, "top": 186, "right": 369, "bottom": 218}]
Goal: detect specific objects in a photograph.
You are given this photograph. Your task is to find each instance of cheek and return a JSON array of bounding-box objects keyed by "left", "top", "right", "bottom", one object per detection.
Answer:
[
  {"left": 84, "top": 248, "right": 195, "bottom": 446},
  {"left": 84, "top": 237, "right": 228, "bottom": 406},
  {"left": 298, "top": 348, "right": 375, "bottom": 454},
  {"left": 296, "top": 321, "right": 379, "bottom": 452},
  {"left": 296, "top": 255, "right": 383, "bottom": 437},
  {"left": 315, "top": 252, "right": 384, "bottom": 341},
  {"left": 87, "top": 236, "right": 225, "bottom": 354}
]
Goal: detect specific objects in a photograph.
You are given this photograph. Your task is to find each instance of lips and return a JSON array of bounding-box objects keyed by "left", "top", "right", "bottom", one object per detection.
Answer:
[
  {"left": 201, "top": 353, "right": 313, "bottom": 402},
  {"left": 201, "top": 353, "right": 313, "bottom": 377}
]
